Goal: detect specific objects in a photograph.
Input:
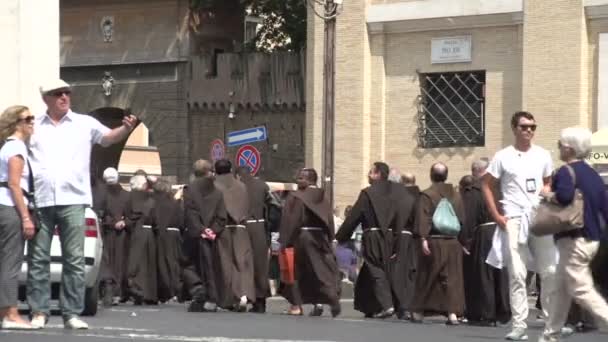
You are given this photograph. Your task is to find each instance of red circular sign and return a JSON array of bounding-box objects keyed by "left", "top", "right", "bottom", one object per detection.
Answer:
[
  {"left": 235, "top": 145, "right": 261, "bottom": 176},
  {"left": 210, "top": 139, "right": 225, "bottom": 162}
]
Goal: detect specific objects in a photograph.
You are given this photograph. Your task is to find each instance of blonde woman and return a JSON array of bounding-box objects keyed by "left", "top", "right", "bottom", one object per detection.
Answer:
[{"left": 0, "top": 105, "right": 36, "bottom": 330}]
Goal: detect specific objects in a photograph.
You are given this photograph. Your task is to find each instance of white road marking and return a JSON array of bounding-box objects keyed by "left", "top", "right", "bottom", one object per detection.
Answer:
[
  {"left": 267, "top": 297, "right": 354, "bottom": 303},
  {"left": 0, "top": 330, "right": 337, "bottom": 342},
  {"left": 109, "top": 308, "right": 161, "bottom": 312},
  {"left": 43, "top": 323, "right": 150, "bottom": 332}
]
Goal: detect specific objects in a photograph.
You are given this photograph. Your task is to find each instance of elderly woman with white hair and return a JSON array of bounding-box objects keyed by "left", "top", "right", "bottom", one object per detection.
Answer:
[
  {"left": 539, "top": 127, "right": 608, "bottom": 342},
  {"left": 123, "top": 174, "right": 158, "bottom": 305}
]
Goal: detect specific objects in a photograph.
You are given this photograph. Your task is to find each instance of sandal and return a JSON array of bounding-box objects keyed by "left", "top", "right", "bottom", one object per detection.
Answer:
[{"left": 283, "top": 307, "right": 303, "bottom": 316}]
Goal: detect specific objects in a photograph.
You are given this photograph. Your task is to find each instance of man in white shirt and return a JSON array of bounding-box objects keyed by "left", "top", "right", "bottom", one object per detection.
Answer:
[
  {"left": 482, "top": 111, "right": 558, "bottom": 341},
  {"left": 27, "top": 79, "right": 136, "bottom": 330}
]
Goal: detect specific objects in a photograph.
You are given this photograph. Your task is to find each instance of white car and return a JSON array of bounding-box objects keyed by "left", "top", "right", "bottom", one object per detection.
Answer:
[{"left": 18, "top": 207, "right": 103, "bottom": 316}]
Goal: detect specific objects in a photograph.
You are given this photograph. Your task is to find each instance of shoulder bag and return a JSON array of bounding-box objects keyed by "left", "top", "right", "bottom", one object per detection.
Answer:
[{"left": 530, "top": 164, "right": 584, "bottom": 236}]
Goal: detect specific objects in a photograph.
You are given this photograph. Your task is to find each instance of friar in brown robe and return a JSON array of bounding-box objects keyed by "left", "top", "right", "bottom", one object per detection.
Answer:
[
  {"left": 153, "top": 178, "right": 184, "bottom": 303},
  {"left": 213, "top": 159, "right": 255, "bottom": 311},
  {"left": 410, "top": 163, "right": 465, "bottom": 325},
  {"left": 459, "top": 165, "right": 511, "bottom": 326},
  {"left": 336, "top": 162, "right": 408, "bottom": 318},
  {"left": 99, "top": 168, "right": 130, "bottom": 306},
  {"left": 182, "top": 159, "right": 227, "bottom": 312},
  {"left": 236, "top": 166, "right": 273, "bottom": 313},
  {"left": 123, "top": 174, "right": 158, "bottom": 304},
  {"left": 278, "top": 168, "right": 341, "bottom": 317},
  {"left": 388, "top": 172, "right": 418, "bottom": 320}
]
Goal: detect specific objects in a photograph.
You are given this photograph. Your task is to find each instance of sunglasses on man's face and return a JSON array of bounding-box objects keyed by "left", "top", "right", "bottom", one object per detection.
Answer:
[
  {"left": 518, "top": 124, "right": 537, "bottom": 132},
  {"left": 17, "top": 115, "right": 35, "bottom": 124},
  {"left": 47, "top": 90, "right": 71, "bottom": 97}
]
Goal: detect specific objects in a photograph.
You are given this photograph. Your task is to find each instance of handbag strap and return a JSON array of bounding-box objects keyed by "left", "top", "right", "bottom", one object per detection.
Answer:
[
  {"left": 0, "top": 138, "right": 35, "bottom": 199},
  {"left": 563, "top": 164, "right": 577, "bottom": 189}
]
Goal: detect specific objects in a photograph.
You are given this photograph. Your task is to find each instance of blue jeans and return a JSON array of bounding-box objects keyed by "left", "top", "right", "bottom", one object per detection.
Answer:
[{"left": 27, "top": 205, "right": 85, "bottom": 319}]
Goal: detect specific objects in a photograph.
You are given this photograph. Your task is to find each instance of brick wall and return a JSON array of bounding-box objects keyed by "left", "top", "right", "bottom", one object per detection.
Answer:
[
  {"left": 383, "top": 25, "right": 523, "bottom": 191},
  {"left": 188, "top": 108, "right": 305, "bottom": 182},
  {"left": 64, "top": 63, "right": 190, "bottom": 183},
  {"left": 522, "top": 0, "right": 588, "bottom": 155}
]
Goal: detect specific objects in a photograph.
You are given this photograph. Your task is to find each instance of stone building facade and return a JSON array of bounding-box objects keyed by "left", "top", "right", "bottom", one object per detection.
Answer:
[
  {"left": 188, "top": 52, "right": 306, "bottom": 182},
  {"left": 306, "top": 0, "right": 608, "bottom": 209}
]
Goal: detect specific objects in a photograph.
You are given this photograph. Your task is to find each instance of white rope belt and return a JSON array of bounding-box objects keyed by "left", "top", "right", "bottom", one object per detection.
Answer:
[
  {"left": 363, "top": 227, "right": 392, "bottom": 233},
  {"left": 166, "top": 227, "right": 180, "bottom": 232},
  {"left": 400, "top": 230, "right": 413, "bottom": 235},
  {"left": 428, "top": 235, "right": 457, "bottom": 239},
  {"left": 478, "top": 222, "right": 496, "bottom": 228},
  {"left": 142, "top": 225, "right": 153, "bottom": 229},
  {"left": 246, "top": 219, "right": 265, "bottom": 223},
  {"left": 301, "top": 227, "right": 324, "bottom": 231},
  {"left": 226, "top": 225, "right": 246, "bottom": 229}
]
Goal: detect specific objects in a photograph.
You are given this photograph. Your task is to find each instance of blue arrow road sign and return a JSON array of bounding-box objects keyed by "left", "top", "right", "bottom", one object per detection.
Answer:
[{"left": 226, "top": 126, "right": 267, "bottom": 147}]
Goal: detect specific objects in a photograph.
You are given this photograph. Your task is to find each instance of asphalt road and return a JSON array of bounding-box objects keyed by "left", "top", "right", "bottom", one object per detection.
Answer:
[{"left": 1, "top": 298, "right": 606, "bottom": 342}]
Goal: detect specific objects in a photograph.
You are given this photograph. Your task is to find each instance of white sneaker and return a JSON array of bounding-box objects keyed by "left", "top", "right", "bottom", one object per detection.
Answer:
[
  {"left": 64, "top": 317, "right": 89, "bottom": 330},
  {"left": 538, "top": 334, "right": 558, "bottom": 342},
  {"left": 505, "top": 327, "right": 529, "bottom": 341},
  {"left": 30, "top": 315, "right": 47, "bottom": 329},
  {"left": 1, "top": 319, "right": 36, "bottom": 330},
  {"left": 560, "top": 326, "right": 574, "bottom": 337}
]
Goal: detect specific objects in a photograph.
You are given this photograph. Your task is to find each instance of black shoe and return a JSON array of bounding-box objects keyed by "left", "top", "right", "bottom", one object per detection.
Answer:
[
  {"left": 396, "top": 310, "right": 410, "bottom": 320},
  {"left": 330, "top": 303, "right": 341, "bottom": 318},
  {"left": 249, "top": 299, "right": 266, "bottom": 314},
  {"left": 133, "top": 296, "right": 143, "bottom": 306},
  {"left": 187, "top": 300, "right": 206, "bottom": 312},
  {"left": 309, "top": 305, "right": 324, "bottom": 317},
  {"left": 364, "top": 313, "right": 373, "bottom": 318},
  {"left": 102, "top": 286, "right": 113, "bottom": 308}
]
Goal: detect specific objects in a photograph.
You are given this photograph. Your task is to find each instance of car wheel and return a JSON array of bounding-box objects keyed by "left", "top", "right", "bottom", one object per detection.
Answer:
[{"left": 82, "top": 287, "right": 98, "bottom": 316}]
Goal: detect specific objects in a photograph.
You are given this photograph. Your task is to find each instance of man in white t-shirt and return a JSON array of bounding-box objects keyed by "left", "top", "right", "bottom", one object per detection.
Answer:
[
  {"left": 482, "top": 111, "right": 558, "bottom": 341},
  {"left": 26, "top": 79, "right": 137, "bottom": 330}
]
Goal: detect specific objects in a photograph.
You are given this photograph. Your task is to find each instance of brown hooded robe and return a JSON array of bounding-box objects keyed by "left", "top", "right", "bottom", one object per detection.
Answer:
[
  {"left": 410, "top": 183, "right": 465, "bottom": 316},
  {"left": 460, "top": 180, "right": 510, "bottom": 324},
  {"left": 241, "top": 175, "right": 272, "bottom": 301},
  {"left": 99, "top": 183, "right": 130, "bottom": 298},
  {"left": 388, "top": 184, "right": 417, "bottom": 316},
  {"left": 278, "top": 187, "right": 340, "bottom": 306},
  {"left": 336, "top": 180, "right": 406, "bottom": 316},
  {"left": 154, "top": 192, "right": 184, "bottom": 302},
  {"left": 124, "top": 190, "right": 158, "bottom": 302},
  {"left": 182, "top": 177, "right": 227, "bottom": 304},
  {"left": 214, "top": 174, "right": 255, "bottom": 308}
]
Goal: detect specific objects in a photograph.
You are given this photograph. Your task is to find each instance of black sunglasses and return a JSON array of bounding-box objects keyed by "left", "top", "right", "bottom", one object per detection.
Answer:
[
  {"left": 518, "top": 124, "right": 537, "bottom": 132},
  {"left": 17, "top": 115, "right": 35, "bottom": 124},
  {"left": 47, "top": 90, "right": 71, "bottom": 97}
]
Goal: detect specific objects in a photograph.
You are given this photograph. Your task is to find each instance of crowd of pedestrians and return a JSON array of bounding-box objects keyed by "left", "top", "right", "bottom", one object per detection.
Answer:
[{"left": 0, "top": 79, "right": 607, "bottom": 342}]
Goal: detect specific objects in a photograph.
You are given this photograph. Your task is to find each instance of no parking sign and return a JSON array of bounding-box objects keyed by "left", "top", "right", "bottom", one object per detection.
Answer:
[
  {"left": 210, "top": 139, "right": 225, "bottom": 162},
  {"left": 235, "top": 145, "right": 261, "bottom": 176}
]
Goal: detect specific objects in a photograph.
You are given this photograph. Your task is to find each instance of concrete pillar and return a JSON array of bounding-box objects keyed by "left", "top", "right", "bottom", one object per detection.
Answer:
[
  {"left": 0, "top": 0, "right": 60, "bottom": 114},
  {"left": 334, "top": 0, "right": 372, "bottom": 207},
  {"left": 522, "top": 0, "right": 588, "bottom": 148},
  {"left": 305, "top": 4, "right": 325, "bottom": 174}
]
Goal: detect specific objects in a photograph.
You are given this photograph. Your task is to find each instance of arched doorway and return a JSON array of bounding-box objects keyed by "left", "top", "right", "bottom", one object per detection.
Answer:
[{"left": 89, "top": 107, "right": 162, "bottom": 183}]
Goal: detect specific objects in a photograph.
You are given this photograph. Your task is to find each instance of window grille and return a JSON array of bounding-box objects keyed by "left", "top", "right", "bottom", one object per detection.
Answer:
[{"left": 417, "top": 71, "right": 485, "bottom": 148}]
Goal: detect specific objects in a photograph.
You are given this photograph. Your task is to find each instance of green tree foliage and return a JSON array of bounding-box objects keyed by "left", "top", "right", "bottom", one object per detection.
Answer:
[{"left": 190, "top": 0, "right": 306, "bottom": 52}]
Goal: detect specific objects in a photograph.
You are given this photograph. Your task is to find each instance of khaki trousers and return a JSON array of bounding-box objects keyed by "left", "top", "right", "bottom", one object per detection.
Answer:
[{"left": 544, "top": 237, "right": 608, "bottom": 337}]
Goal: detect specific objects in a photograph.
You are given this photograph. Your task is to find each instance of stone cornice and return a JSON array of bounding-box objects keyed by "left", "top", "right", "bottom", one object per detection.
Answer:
[{"left": 367, "top": 0, "right": 523, "bottom": 34}]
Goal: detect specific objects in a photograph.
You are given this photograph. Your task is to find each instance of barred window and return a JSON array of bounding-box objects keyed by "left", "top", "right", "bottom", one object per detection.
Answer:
[{"left": 417, "top": 71, "right": 485, "bottom": 148}]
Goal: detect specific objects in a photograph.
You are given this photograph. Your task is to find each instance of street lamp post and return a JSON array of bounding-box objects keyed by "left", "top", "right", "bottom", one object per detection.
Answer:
[{"left": 307, "top": 0, "right": 341, "bottom": 209}]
